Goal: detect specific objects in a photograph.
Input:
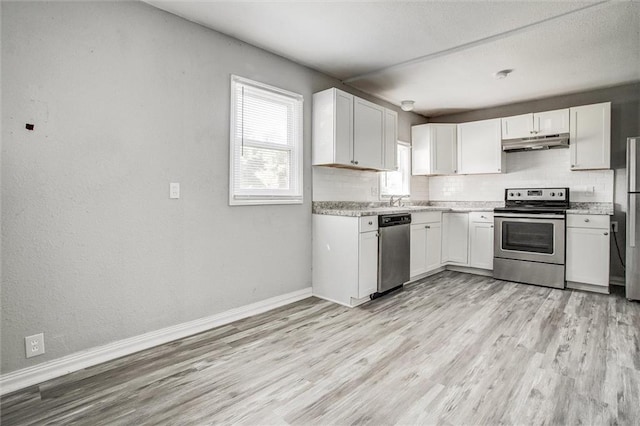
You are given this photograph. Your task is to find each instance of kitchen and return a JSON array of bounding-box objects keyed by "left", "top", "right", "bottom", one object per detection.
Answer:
[{"left": 2, "top": 1, "right": 639, "bottom": 424}]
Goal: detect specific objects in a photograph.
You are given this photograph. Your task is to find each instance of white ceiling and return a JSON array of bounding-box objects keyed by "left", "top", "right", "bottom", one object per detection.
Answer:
[{"left": 145, "top": 1, "right": 640, "bottom": 117}]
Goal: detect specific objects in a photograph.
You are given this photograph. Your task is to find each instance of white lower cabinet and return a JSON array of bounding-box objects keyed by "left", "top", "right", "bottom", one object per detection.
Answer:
[
  {"left": 358, "top": 230, "right": 379, "bottom": 298},
  {"left": 410, "top": 212, "right": 442, "bottom": 278},
  {"left": 469, "top": 212, "right": 494, "bottom": 270},
  {"left": 312, "top": 215, "right": 379, "bottom": 307},
  {"left": 442, "top": 213, "right": 469, "bottom": 265},
  {"left": 566, "top": 214, "right": 610, "bottom": 293}
]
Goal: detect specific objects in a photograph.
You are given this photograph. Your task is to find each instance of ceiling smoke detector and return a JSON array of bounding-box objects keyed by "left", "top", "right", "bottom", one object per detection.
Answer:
[
  {"left": 494, "top": 69, "right": 513, "bottom": 80},
  {"left": 400, "top": 100, "right": 415, "bottom": 111}
]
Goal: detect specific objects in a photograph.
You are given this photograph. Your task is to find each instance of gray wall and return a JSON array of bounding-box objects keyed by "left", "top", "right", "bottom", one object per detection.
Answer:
[
  {"left": 431, "top": 83, "right": 640, "bottom": 280},
  {"left": 0, "top": 1, "right": 423, "bottom": 374}
]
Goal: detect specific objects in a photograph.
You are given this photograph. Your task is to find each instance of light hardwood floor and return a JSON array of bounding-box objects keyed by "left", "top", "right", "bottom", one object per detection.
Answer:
[{"left": 2, "top": 271, "right": 640, "bottom": 425}]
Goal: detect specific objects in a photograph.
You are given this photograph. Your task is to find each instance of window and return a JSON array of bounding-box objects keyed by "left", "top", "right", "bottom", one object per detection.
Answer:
[
  {"left": 229, "top": 75, "right": 303, "bottom": 205},
  {"left": 379, "top": 142, "right": 411, "bottom": 198}
]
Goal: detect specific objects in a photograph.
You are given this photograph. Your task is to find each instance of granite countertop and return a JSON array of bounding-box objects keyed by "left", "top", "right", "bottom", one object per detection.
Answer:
[
  {"left": 312, "top": 201, "right": 500, "bottom": 217},
  {"left": 313, "top": 201, "right": 615, "bottom": 217},
  {"left": 566, "top": 202, "right": 614, "bottom": 215}
]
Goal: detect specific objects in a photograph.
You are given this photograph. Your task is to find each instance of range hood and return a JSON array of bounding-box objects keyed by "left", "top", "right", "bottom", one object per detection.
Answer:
[{"left": 502, "top": 133, "right": 570, "bottom": 152}]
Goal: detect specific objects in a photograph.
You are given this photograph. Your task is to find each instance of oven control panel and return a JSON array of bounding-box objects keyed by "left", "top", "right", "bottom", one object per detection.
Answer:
[{"left": 505, "top": 187, "right": 569, "bottom": 201}]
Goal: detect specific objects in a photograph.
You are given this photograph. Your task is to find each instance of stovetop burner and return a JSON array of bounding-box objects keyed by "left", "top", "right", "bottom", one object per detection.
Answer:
[{"left": 495, "top": 187, "right": 570, "bottom": 213}]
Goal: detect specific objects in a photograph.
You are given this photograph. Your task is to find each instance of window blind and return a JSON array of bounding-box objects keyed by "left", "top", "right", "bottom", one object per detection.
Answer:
[
  {"left": 229, "top": 76, "right": 303, "bottom": 205},
  {"left": 380, "top": 142, "right": 411, "bottom": 197}
]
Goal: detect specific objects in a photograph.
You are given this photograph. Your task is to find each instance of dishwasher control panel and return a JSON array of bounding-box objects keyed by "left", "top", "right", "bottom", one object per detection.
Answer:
[{"left": 379, "top": 213, "right": 412, "bottom": 227}]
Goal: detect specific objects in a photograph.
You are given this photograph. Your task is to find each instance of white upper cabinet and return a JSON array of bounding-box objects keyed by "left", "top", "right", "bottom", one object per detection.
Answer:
[
  {"left": 457, "top": 118, "right": 504, "bottom": 174},
  {"left": 412, "top": 123, "right": 457, "bottom": 175},
  {"left": 501, "top": 113, "right": 534, "bottom": 139},
  {"left": 312, "top": 88, "right": 397, "bottom": 171},
  {"left": 384, "top": 109, "right": 398, "bottom": 170},
  {"left": 353, "top": 97, "right": 385, "bottom": 170},
  {"left": 569, "top": 102, "right": 611, "bottom": 170},
  {"left": 535, "top": 109, "right": 569, "bottom": 136},
  {"left": 502, "top": 109, "right": 569, "bottom": 140}
]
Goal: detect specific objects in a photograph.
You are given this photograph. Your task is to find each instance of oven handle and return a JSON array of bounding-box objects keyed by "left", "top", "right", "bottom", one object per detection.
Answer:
[{"left": 494, "top": 213, "right": 565, "bottom": 220}]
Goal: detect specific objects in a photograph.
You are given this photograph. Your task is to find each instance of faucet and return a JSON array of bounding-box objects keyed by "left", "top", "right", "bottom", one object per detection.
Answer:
[{"left": 389, "top": 195, "right": 405, "bottom": 207}]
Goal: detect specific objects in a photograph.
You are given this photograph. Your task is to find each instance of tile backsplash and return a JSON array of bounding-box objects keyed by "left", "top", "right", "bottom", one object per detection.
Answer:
[
  {"left": 313, "top": 149, "right": 613, "bottom": 203},
  {"left": 429, "top": 149, "right": 614, "bottom": 202},
  {"left": 312, "top": 166, "right": 429, "bottom": 202}
]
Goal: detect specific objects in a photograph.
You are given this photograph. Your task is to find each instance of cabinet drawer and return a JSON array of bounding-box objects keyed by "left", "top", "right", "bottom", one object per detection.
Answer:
[
  {"left": 412, "top": 211, "right": 442, "bottom": 225},
  {"left": 567, "top": 214, "right": 609, "bottom": 229},
  {"left": 469, "top": 211, "right": 494, "bottom": 223},
  {"left": 359, "top": 216, "right": 378, "bottom": 232}
]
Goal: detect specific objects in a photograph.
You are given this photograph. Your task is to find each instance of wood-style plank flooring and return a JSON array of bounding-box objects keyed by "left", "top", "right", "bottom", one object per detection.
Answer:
[{"left": 2, "top": 271, "right": 640, "bottom": 425}]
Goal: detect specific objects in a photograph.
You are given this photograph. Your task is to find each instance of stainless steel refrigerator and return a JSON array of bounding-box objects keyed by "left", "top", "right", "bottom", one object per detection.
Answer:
[{"left": 627, "top": 137, "right": 640, "bottom": 301}]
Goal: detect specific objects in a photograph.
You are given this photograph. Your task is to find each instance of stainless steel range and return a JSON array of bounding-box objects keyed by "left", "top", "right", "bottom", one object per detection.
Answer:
[{"left": 493, "top": 188, "right": 569, "bottom": 289}]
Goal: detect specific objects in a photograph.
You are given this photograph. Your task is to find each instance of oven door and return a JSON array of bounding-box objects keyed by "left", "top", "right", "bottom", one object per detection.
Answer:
[{"left": 494, "top": 214, "right": 565, "bottom": 264}]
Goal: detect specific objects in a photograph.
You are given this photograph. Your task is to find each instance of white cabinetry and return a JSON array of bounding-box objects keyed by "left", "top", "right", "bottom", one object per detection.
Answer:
[
  {"left": 312, "top": 215, "right": 379, "bottom": 307},
  {"left": 312, "top": 88, "right": 397, "bottom": 171},
  {"left": 410, "top": 212, "right": 443, "bottom": 278},
  {"left": 469, "top": 212, "right": 494, "bottom": 270},
  {"left": 412, "top": 124, "right": 457, "bottom": 175},
  {"left": 501, "top": 109, "right": 569, "bottom": 139},
  {"left": 566, "top": 214, "right": 610, "bottom": 294},
  {"left": 442, "top": 213, "right": 469, "bottom": 265},
  {"left": 569, "top": 102, "right": 611, "bottom": 170},
  {"left": 353, "top": 97, "right": 385, "bottom": 170},
  {"left": 457, "top": 118, "right": 504, "bottom": 174},
  {"left": 384, "top": 109, "right": 398, "bottom": 170}
]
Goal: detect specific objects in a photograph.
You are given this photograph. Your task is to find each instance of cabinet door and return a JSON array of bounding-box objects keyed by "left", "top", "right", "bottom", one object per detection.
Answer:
[
  {"left": 425, "top": 222, "right": 443, "bottom": 271},
  {"left": 442, "top": 213, "right": 469, "bottom": 264},
  {"left": 470, "top": 222, "right": 494, "bottom": 270},
  {"left": 411, "top": 124, "right": 431, "bottom": 175},
  {"left": 457, "top": 118, "right": 503, "bottom": 174},
  {"left": 358, "top": 230, "right": 379, "bottom": 298},
  {"left": 410, "top": 224, "right": 427, "bottom": 277},
  {"left": 383, "top": 109, "right": 398, "bottom": 171},
  {"left": 501, "top": 113, "right": 533, "bottom": 139},
  {"left": 353, "top": 98, "right": 385, "bottom": 170},
  {"left": 569, "top": 102, "right": 611, "bottom": 170},
  {"left": 334, "top": 90, "right": 355, "bottom": 165},
  {"left": 566, "top": 227, "right": 610, "bottom": 287},
  {"left": 535, "top": 108, "right": 569, "bottom": 136},
  {"left": 432, "top": 125, "right": 457, "bottom": 175}
]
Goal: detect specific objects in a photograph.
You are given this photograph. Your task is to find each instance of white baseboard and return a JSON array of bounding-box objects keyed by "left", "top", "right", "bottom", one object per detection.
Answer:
[
  {"left": 0, "top": 287, "right": 312, "bottom": 396},
  {"left": 445, "top": 265, "right": 493, "bottom": 277},
  {"left": 610, "top": 276, "right": 625, "bottom": 287},
  {"left": 567, "top": 281, "right": 610, "bottom": 294}
]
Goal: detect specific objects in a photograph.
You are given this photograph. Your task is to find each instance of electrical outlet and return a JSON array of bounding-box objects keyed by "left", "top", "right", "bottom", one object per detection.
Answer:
[
  {"left": 25, "top": 333, "right": 45, "bottom": 358},
  {"left": 169, "top": 182, "right": 180, "bottom": 199},
  {"left": 612, "top": 221, "right": 618, "bottom": 233}
]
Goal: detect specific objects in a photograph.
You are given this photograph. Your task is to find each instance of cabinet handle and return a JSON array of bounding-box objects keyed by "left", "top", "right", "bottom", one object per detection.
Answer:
[
  {"left": 584, "top": 218, "right": 590, "bottom": 222},
  {"left": 490, "top": 225, "right": 494, "bottom": 228},
  {"left": 498, "top": 168, "right": 501, "bottom": 172},
  {"left": 375, "top": 232, "right": 379, "bottom": 237},
  {"left": 425, "top": 225, "right": 430, "bottom": 229},
  {"left": 481, "top": 215, "right": 486, "bottom": 219},
  {"left": 354, "top": 160, "right": 359, "bottom": 165},
  {"left": 350, "top": 160, "right": 354, "bottom": 164},
  {"left": 368, "top": 221, "right": 373, "bottom": 225},
  {"left": 454, "top": 170, "right": 457, "bottom": 173},
  {"left": 571, "top": 164, "right": 575, "bottom": 168},
  {"left": 604, "top": 232, "right": 609, "bottom": 236}
]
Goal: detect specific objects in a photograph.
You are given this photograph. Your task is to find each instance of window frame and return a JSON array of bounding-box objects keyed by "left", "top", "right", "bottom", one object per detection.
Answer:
[
  {"left": 379, "top": 141, "right": 411, "bottom": 199},
  {"left": 229, "top": 75, "right": 304, "bottom": 206}
]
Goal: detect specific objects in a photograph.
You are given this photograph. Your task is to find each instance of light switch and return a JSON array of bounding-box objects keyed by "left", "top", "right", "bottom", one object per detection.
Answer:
[{"left": 170, "top": 183, "right": 180, "bottom": 199}]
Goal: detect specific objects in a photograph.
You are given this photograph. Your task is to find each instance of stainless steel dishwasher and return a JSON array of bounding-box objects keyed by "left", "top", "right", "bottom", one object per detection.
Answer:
[{"left": 377, "top": 213, "right": 412, "bottom": 294}]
